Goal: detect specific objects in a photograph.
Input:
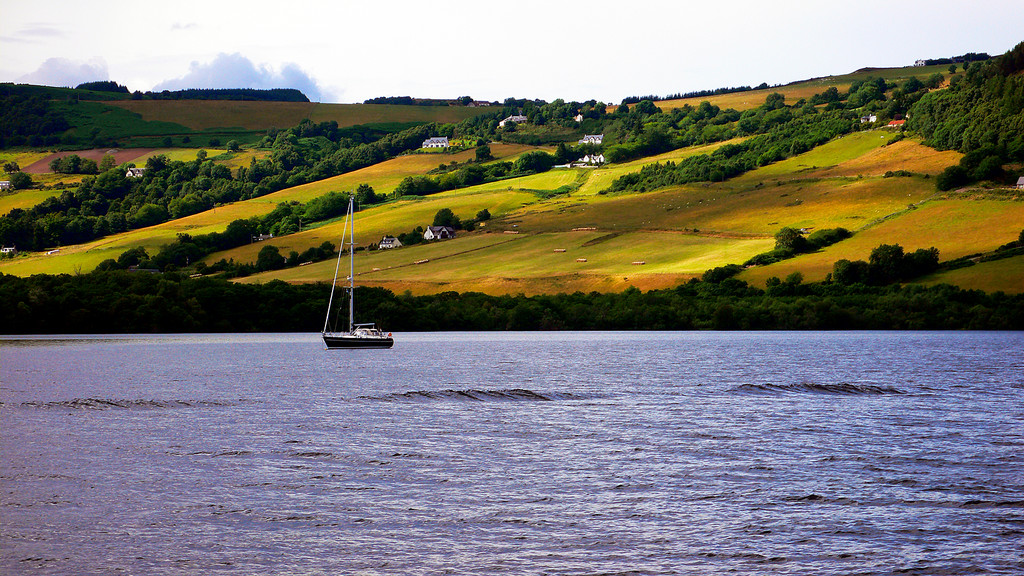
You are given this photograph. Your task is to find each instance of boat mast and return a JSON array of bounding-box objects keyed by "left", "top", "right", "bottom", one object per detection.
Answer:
[
  {"left": 322, "top": 194, "right": 351, "bottom": 334},
  {"left": 347, "top": 194, "right": 355, "bottom": 333}
]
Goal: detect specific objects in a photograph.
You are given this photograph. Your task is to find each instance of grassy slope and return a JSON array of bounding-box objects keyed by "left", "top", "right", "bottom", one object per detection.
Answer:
[
  {"left": 104, "top": 101, "right": 496, "bottom": 131},
  {"left": 4, "top": 72, "right": 1021, "bottom": 295},
  {"left": 0, "top": 144, "right": 534, "bottom": 275},
  {"left": 657, "top": 64, "right": 957, "bottom": 112}
]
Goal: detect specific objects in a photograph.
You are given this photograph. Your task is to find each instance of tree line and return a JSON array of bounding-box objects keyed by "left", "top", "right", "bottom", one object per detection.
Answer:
[{"left": 2, "top": 270, "right": 1021, "bottom": 334}]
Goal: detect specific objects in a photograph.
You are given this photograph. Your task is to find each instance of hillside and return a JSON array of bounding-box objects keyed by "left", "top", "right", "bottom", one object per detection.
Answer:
[{"left": 2, "top": 53, "right": 1022, "bottom": 298}]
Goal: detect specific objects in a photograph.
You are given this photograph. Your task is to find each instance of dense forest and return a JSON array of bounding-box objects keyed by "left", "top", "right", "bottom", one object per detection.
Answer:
[
  {"left": 1, "top": 270, "right": 1021, "bottom": 333},
  {"left": 909, "top": 42, "right": 1024, "bottom": 190}
]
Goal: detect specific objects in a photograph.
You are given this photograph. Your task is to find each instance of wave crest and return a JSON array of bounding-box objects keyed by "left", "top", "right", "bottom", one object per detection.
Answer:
[
  {"left": 734, "top": 382, "right": 905, "bottom": 395},
  {"left": 13, "top": 398, "right": 238, "bottom": 410},
  {"left": 363, "top": 388, "right": 591, "bottom": 402}
]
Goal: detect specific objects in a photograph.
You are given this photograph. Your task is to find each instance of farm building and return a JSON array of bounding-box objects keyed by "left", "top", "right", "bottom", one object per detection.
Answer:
[
  {"left": 423, "top": 226, "right": 456, "bottom": 241},
  {"left": 1016, "top": 176, "right": 1024, "bottom": 190},
  {"left": 860, "top": 115, "right": 877, "bottom": 123},
  {"left": 1, "top": 246, "right": 16, "bottom": 255},
  {"left": 0, "top": 181, "right": 10, "bottom": 190},
  {"left": 579, "top": 134, "right": 603, "bottom": 145},
  {"left": 886, "top": 120, "right": 906, "bottom": 128},
  {"left": 573, "top": 154, "right": 605, "bottom": 167},
  {"left": 379, "top": 236, "right": 402, "bottom": 249},
  {"left": 125, "top": 167, "right": 146, "bottom": 178},
  {"left": 422, "top": 137, "right": 449, "bottom": 148},
  {"left": 499, "top": 115, "right": 528, "bottom": 127},
  {"left": 574, "top": 113, "right": 584, "bottom": 122}
]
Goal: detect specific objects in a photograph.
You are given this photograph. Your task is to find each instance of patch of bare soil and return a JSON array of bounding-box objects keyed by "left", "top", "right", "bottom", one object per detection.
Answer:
[{"left": 22, "top": 149, "right": 157, "bottom": 174}]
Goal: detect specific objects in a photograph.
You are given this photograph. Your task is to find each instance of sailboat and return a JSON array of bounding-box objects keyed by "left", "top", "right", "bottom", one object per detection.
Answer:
[{"left": 321, "top": 195, "right": 394, "bottom": 349}]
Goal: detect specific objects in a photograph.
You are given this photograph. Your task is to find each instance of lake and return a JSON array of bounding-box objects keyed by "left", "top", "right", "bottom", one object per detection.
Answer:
[{"left": 1, "top": 332, "right": 1022, "bottom": 575}]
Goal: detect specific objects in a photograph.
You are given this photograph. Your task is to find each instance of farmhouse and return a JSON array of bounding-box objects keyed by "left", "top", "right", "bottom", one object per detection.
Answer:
[
  {"left": 1016, "top": 176, "right": 1024, "bottom": 190},
  {"left": 860, "top": 115, "right": 877, "bottom": 123},
  {"left": 0, "top": 181, "right": 10, "bottom": 190},
  {"left": 251, "top": 233, "right": 274, "bottom": 242},
  {"left": 887, "top": 119, "right": 906, "bottom": 128},
  {"left": 498, "top": 115, "right": 527, "bottom": 127},
  {"left": 423, "top": 226, "right": 456, "bottom": 241},
  {"left": 422, "top": 137, "right": 449, "bottom": 148},
  {"left": 579, "top": 134, "right": 603, "bottom": 145},
  {"left": 379, "top": 236, "right": 402, "bottom": 249},
  {"left": 573, "top": 113, "right": 584, "bottom": 122},
  {"left": 573, "top": 154, "right": 605, "bottom": 167},
  {"left": 1, "top": 246, "right": 16, "bottom": 255},
  {"left": 125, "top": 167, "right": 146, "bottom": 178}
]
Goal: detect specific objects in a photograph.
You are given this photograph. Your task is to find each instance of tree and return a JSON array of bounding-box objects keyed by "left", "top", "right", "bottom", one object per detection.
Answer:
[
  {"left": 774, "top": 227, "right": 808, "bottom": 253},
  {"left": 226, "top": 140, "right": 239, "bottom": 152},
  {"left": 868, "top": 244, "right": 905, "bottom": 284},
  {"left": 355, "top": 184, "right": 380, "bottom": 206},
  {"left": 256, "top": 244, "right": 285, "bottom": 271},
  {"left": 9, "top": 171, "right": 32, "bottom": 190},
  {"left": 764, "top": 92, "right": 786, "bottom": 110},
  {"left": 475, "top": 144, "right": 492, "bottom": 162},
  {"left": 432, "top": 208, "right": 462, "bottom": 229},
  {"left": 3, "top": 162, "right": 19, "bottom": 173},
  {"left": 476, "top": 208, "right": 491, "bottom": 221},
  {"left": 130, "top": 203, "right": 169, "bottom": 228},
  {"left": 936, "top": 165, "right": 969, "bottom": 191},
  {"left": 832, "top": 259, "right": 869, "bottom": 285},
  {"left": 98, "top": 154, "right": 116, "bottom": 172}
]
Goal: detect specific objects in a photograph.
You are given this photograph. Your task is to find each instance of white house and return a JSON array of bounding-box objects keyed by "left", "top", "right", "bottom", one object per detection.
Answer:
[
  {"left": 1016, "top": 176, "right": 1024, "bottom": 190},
  {"left": 579, "top": 134, "right": 603, "bottom": 145},
  {"left": 580, "top": 154, "right": 605, "bottom": 166},
  {"left": 379, "top": 236, "right": 402, "bottom": 249},
  {"left": 573, "top": 113, "right": 584, "bottom": 122},
  {"left": 422, "top": 137, "right": 449, "bottom": 148},
  {"left": 860, "top": 114, "right": 878, "bottom": 123},
  {"left": 498, "top": 115, "right": 528, "bottom": 127},
  {"left": 0, "top": 181, "right": 10, "bottom": 190},
  {"left": 125, "top": 167, "right": 146, "bottom": 178},
  {"left": 914, "top": 59, "right": 927, "bottom": 67},
  {"left": 423, "top": 226, "right": 456, "bottom": 241},
  {"left": 1, "top": 246, "right": 16, "bottom": 255}
]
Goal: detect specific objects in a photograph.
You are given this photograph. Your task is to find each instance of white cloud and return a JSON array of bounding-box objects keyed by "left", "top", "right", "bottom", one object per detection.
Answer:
[
  {"left": 152, "top": 53, "right": 328, "bottom": 102},
  {"left": 16, "top": 57, "right": 108, "bottom": 87}
]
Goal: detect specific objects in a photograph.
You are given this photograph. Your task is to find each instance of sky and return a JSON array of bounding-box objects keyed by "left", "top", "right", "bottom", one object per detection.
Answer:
[{"left": 2, "top": 0, "right": 1021, "bottom": 105}]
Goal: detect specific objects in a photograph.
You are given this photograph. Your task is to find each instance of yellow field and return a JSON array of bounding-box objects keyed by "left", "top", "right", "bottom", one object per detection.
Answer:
[
  {"left": 739, "top": 199, "right": 1024, "bottom": 287},
  {"left": 656, "top": 64, "right": 957, "bottom": 112},
  {"left": 240, "top": 230, "right": 774, "bottom": 295},
  {"left": 1, "top": 151, "right": 52, "bottom": 171},
  {"left": 0, "top": 189, "right": 64, "bottom": 216},
  {"left": 105, "top": 101, "right": 495, "bottom": 131},
  {"left": 658, "top": 82, "right": 849, "bottom": 112},
  {"left": 919, "top": 256, "right": 1024, "bottom": 294}
]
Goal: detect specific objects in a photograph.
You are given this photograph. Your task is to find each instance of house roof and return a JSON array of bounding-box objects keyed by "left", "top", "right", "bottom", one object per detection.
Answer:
[{"left": 1017, "top": 176, "right": 1024, "bottom": 185}]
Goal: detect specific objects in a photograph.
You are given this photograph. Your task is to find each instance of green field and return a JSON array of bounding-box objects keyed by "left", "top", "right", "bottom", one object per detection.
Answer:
[{"left": 0, "top": 189, "right": 64, "bottom": 217}]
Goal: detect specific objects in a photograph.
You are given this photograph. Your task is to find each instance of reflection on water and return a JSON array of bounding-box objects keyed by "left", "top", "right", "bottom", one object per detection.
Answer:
[{"left": 2, "top": 332, "right": 1023, "bottom": 575}]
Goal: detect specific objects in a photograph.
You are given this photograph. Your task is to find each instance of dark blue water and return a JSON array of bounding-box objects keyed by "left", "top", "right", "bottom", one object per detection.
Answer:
[{"left": 2, "top": 332, "right": 1023, "bottom": 575}]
